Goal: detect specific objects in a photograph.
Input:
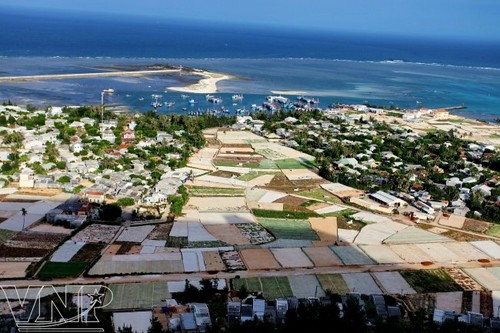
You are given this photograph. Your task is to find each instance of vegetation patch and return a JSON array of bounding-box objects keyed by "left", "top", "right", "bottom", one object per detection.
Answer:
[
  {"left": 188, "top": 186, "right": 245, "bottom": 197},
  {"left": 253, "top": 208, "right": 320, "bottom": 219},
  {"left": 232, "top": 276, "right": 293, "bottom": 299},
  {"left": 37, "top": 261, "right": 88, "bottom": 279},
  {"left": 166, "top": 236, "right": 188, "bottom": 248},
  {"left": 400, "top": 269, "right": 463, "bottom": 293},
  {"left": 486, "top": 224, "right": 500, "bottom": 237},
  {"left": 0, "top": 229, "right": 16, "bottom": 246},
  {"left": 187, "top": 240, "right": 228, "bottom": 248},
  {"left": 236, "top": 171, "right": 279, "bottom": 181},
  {"left": 276, "top": 158, "right": 316, "bottom": 169},
  {"left": 257, "top": 218, "right": 319, "bottom": 240},
  {"left": 297, "top": 188, "right": 342, "bottom": 203},
  {"left": 70, "top": 243, "right": 105, "bottom": 262},
  {"left": 316, "top": 274, "right": 349, "bottom": 294}
]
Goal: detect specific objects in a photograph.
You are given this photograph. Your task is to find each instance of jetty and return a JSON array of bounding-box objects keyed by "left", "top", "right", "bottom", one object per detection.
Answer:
[{"left": 0, "top": 69, "right": 180, "bottom": 82}]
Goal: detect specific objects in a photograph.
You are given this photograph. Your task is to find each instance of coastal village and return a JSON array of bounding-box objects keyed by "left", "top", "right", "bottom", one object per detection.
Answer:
[{"left": 0, "top": 99, "right": 499, "bottom": 332}]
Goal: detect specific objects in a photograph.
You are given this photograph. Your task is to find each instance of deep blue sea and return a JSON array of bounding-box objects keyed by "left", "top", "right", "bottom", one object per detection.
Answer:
[{"left": 1, "top": 7, "right": 500, "bottom": 120}]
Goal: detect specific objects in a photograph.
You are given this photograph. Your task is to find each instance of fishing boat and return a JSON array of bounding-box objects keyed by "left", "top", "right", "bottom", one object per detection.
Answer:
[
  {"left": 166, "top": 101, "right": 176, "bottom": 108},
  {"left": 206, "top": 94, "right": 223, "bottom": 104},
  {"left": 102, "top": 88, "right": 115, "bottom": 94},
  {"left": 232, "top": 94, "right": 244, "bottom": 101},
  {"left": 181, "top": 94, "right": 190, "bottom": 99},
  {"left": 151, "top": 94, "right": 163, "bottom": 109},
  {"left": 188, "top": 99, "right": 197, "bottom": 104}
]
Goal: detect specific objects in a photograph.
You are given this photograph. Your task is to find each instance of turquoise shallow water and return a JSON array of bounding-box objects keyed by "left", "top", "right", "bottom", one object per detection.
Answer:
[{"left": 0, "top": 8, "right": 499, "bottom": 120}]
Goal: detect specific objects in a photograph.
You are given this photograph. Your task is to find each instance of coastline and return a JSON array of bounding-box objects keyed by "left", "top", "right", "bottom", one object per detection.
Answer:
[
  {"left": 167, "top": 69, "right": 235, "bottom": 94},
  {"left": 270, "top": 90, "right": 309, "bottom": 96}
]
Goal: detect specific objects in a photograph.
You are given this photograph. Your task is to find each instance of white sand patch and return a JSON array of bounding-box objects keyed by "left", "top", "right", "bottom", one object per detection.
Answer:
[
  {"left": 315, "top": 205, "right": 345, "bottom": 215},
  {"left": 196, "top": 175, "right": 247, "bottom": 187},
  {"left": 186, "top": 196, "right": 247, "bottom": 211},
  {"left": 373, "top": 272, "right": 416, "bottom": 294},
  {"left": 352, "top": 212, "right": 393, "bottom": 224},
  {"left": 355, "top": 221, "right": 407, "bottom": 245},
  {"left": 199, "top": 212, "right": 256, "bottom": 225},
  {"left": 258, "top": 190, "right": 288, "bottom": 203},
  {"left": 282, "top": 169, "right": 322, "bottom": 181},
  {"left": 51, "top": 241, "right": 86, "bottom": 262},
  {"left": 271, "top": 248, "right": 313, "bottom": 268},
  {"left": 337, "top": 229, "right": 359, "bottom": 243},
  {"left": 0, "top": 262, "right": 31, "bottom": 279},
  {"left": 470, "top": 240, "right": 500, "bottom": 259},
  {"left": 416, "top": 243, "right": 462, "bottom": 263},
  {"left": 248, "top": 175, "right": 275, "bottom": 186},
  {"left": 117, "top": 225, "right": 155, "bottom": 243},
  {"left": 342, "top": 273, "right": 381, "bottom": 294},
  {"left": 359, "top": 245, "right": 405, "bottom": 264}
]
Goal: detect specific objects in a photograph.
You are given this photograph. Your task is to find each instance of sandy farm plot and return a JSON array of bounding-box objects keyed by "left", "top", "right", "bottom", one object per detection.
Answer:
[
  {"left": 203, "top": 251, "right": 225, "bottom": 271},
  {"left": 351, "top": 212, "right": 393, "bottom": 224},
  {"left": 342, "top": 273, "right": 381, "bottom": 294},
  {"left": 389, "top": 244, "right": 433, "bottom": 263},
  {"left": 359, "top": 245, "right": 405, "bottom": 264},
  {"left": 464, "top": 268, "right": 500, "bottom": 291},
  {"left": 338, "top": 229, "right": 359, "bottom": 243},
  {"left": 316, "top": 274, "right": 349, "bottom": 294},
  {"left": 88, "top": 252, "right": 184, "bottom": 275},
  {"left": 240, "top": 248, "right": 281, "bottom": 270},
  {"left": 72, "top": 224, "right": 120, "bottom": 243},
  {"left": 438, "top": 214, "right": 466, "bottom": 228},
  {"left": 262, "top": 239, "right": 313, "bottom": 248},
  {"left": 220, "top": 250, "right": 246, "bottom": 271},
  {"left": 288, "top": 275, "right": 325, "bottom": 298},
  {"left": 51, "top": 240, "right": 86, "bottom": 262},
  {"left": 199, "top": 212, "right": 256, "bottom": 225},
  {"left": 303, "top": 247, "right": 343, "bottom": 266},
  {"left": 314, "top": 204, "right": 346, "bottom": 215},
  {"left": 0, "top": 232, "right": 66, "bottom": 259},
  {"left": 373, "top": 272, "right": 416, "bottom": 295},
  {"left": 218, "top": 131, "right": 266, "bottom": 144},
  {"left": 185, "top": 196, "right": 247, "bottom": 211},
  {"left": 188, "top": 147, "right": 218, "bottom": 171},
  {"left": 204, "top": 224, "right": 250, "bottom": 245},
  {"left": 470, "top": 240, "right": 500, "bottom": 259},
  {"left": 0, "top": 262, "right": 30, "bottom": 278},
  {"left": 29, "top": 223, "right": 72, "bottom": 234},
  {"left": 321, "top": 183, "right": 364, "bottom": 199},
  {"left": 331, "top": 245, "right": 374, "bottom": 265},
  {"left": 435, "top": 292, "right": 463, "bottom": 313},
  {"left": 282, "top": 169, "right": 322, "bottom": 181},
  {"left": 383, "top": 227, "right": 452, "bottom": 244},
  {"left": 415, "top": 243, "right": 462, "bottom": 263},
  {"left": 355, "top": 221, "right": 407, "bottom": 245},
  {"left": 270, "top": 248, "right": 313, "bottom": 268},
  {"left": 442, "top": 242, "right": 491, "bottom": 261},
  {"left": 308, "top": 217, "right": 337, "bottom": 242},
  {"left": 117, "top": 225, "right": 155, "bottom": 243}
]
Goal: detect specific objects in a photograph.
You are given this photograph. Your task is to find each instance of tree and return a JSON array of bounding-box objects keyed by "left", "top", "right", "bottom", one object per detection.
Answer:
[
  {"left": 57, "top": 175, "right": 71, "bottom": 184},
  {"left": 99, "top": 204, "right": 122, "bottom": 221},
  {"left": 443, "top": 186, "right": 460, "bottom": 203},
  {"left": 21, "top": 208, "right": 27, "bottom": 230},
  {"left": 117, "top": 197, "right": 135, "bottom": 207}
]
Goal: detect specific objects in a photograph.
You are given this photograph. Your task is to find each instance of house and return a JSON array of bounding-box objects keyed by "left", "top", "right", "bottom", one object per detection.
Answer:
[
  {"left": 188, "top": 303, "right": 212, "bottom": 332},
  {"left": 156, "top": 131, "right": 173, "bottom": 143},
  {"left": 84, "top": 190, "right": 105, "bottom": 203},
  {"left": 101, "top": 130, "right": 116, "bottom": 143},
  {"left": 19, "top": 168, "right": 35, "bottom": 188},
  {"left": 227, "top": 302, "right": 241, "bottom": 327},
  {"left": 472, "top": 184, "right": 492, "bottom": 197},
  {"left": 369, "top": 191, "right": 406, "bottom": 208},
  {"left": 180, "top": 313, "right": 198, "bottom": 333},
  {"left": 120, "top": 130, "right": 135, "bottom": 143}
]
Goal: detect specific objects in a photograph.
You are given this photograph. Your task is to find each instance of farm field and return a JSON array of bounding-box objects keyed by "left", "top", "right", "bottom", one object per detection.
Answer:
[
  {"left": 342, "top": 273, "right": 381, "bottom": 294},
  {"left": 288, "top": 275, "right": 325, "bottom": 298},
  {"left": 372, "top": 272, "right": 416, "bottom": 295},
  {"left": 256, "top": 218, "right": 319, "bottom": 240},
  {"left": 188, "top": 187, "right": 245, "bottom": 197},
  {"left": 239, "top": 248, "right": 281, "bottom": 270},
  {"left": 330, "top": 245, "right": 374, "bottom": 265},
  {"left": 36, "top": 261, "right": 88, "bottom": 279},
  {"left": 275, "top": 158, "right": 316, "bottom": 169},
  {"left": 0, "top": 229, "right": 15, "bottom": 245},
  {"left": 316, "top": 274, "right": 350, "bottom": 294},
  {"left": 232, "top": 276, "right": 293, "bottom": 299},
  {"left": 104, "top": 282, "right": 170, "bottom": 310},
  {"left": 400, "top": 269, "right": 463, "bottom": 293}
]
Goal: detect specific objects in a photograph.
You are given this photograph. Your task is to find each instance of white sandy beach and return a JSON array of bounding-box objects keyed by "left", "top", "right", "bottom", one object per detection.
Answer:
[
  {"left": 167, "top": 69, "right": 234, "bottom": 94},
  {"left": 270, "top": 90, "right": 309, "bottom": 96}
]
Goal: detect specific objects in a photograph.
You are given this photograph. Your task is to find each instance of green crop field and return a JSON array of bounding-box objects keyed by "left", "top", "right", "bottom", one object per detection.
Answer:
[
  {"left": 188, "top": 186, "right": 245, "bottom": 196},
  {"left": 237, "top": 171, "right": 280, "bottom": 181},
  {"left": 257, "top": 218, "right": 319, "bottom": 240},
  {"left": 233, "top": 276, "right": 293, "bottom": 299},
  {"left": 253, "top": 209, "right": 320, "bottom": 219},
  {"left": 297, "top": 188, "right": 343, "bottom": 204},
  {"left": 316, "top": 274, "right": 349, "bottom": 294},
  {"left": 0, "top": 229, "right": 15, "bottom": 245},
  {"left": 37, "top": 261, "right": 88, "bottom": 279},
  {"left": 400, "top": 269, "right": 463, "bottom": 293},
  {"left": 276, "top": 158, "right": 316, "bottom": 169},
  {"left": 486, "top": 225, "right": 500, "bottom": 237}
]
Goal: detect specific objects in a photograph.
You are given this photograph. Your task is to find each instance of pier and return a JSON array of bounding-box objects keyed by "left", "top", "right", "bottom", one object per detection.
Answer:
[{"left": 0, "top": 69, "right": 180, "bottom": 82}]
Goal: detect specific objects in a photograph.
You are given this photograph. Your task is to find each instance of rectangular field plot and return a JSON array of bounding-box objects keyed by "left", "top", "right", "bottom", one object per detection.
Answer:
[
  {"left": 270, "top": 248, "right": 313, "bottom": 268},
  {"left": 288, "top": 275, "right": 325, "bottom": 298},
  {"left": 117, "top": 225, "right": 155, "bottom": 243},
  {"left": 257, "top": 218, "right": 319, "bottom": 240},
  {"left": 104, "top": 282, "right": 170, "bottom": 310},
  {"left": 51, "top": 241, "right": 86, "bottom": 262},
  {"left": 442, "top": 242, "right": 491, "bottom": 261},
  {"left": 342, "top": 273, "right": 381, "bottom": 294},
  {"left": 470, "top": 240, "right": 500, "bottom": 259},
  {"left": 240, "top": 248, "right": 281, "bottom": 270},
  {"left": 37, "top": 261, "right": 87, "bottom": 279},
  {"left": 400, "top": 269, "right": 463, "bottom": 293},
  {"left": 203, "top": 251, "right": 225, "bottom": 271},
  {"left": 302, "top": 247, "right": 342, "bottom": 266},
  {"left": 463, "top": 268, "right": 500, "bottom": 291},
  {"left": 330, "top": 245, "right": 374, "bottom": 265},
  {"left": 232, "top": 277, "right": 293, "bottom": 300},
  {"left": 204, "top": 224, "right": 250, "bottom": 245},
  {"left": 316, "top": 274, "right": 349, "bottom": 294},
  {"left": 389, "top": 244, "right": 433, "bottom": 263},
  {"left": 0, "top": 262, "right": 30, "bottom": 279},
  {"left": 415, "top": 243, "right": 462, "bottom": 263},
  {"left": 372, "top": 272, "right": 416, "bottom": 294},
  {"left": 71, "top": 224, "right": 120, "bottom": 243},
  {"left": 359, "top": 245, "right": 405, "bottom": 264}
]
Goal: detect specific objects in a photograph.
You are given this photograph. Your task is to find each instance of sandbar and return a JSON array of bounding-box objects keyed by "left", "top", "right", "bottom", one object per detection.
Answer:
[
  {"left": 168, "top": 69, "right": 234, "bottom": 94},
  {"left": 270, "top": 90, "right": 308, "bottom": 96}
]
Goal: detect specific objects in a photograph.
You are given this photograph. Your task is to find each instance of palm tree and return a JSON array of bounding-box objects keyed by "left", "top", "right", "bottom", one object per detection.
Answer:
[{"left": 21, "top": 208, "right": 27, "bottom": 230}]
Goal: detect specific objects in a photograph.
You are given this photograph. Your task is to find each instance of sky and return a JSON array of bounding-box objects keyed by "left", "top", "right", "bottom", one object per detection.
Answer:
[{"left": 1, "top": 0, "right": 499, "bottom": 41}]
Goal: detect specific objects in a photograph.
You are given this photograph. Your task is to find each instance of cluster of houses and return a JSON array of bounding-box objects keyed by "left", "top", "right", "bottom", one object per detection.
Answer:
[{"left": 0, "top": 105, "right": 192, "bottom": 208}]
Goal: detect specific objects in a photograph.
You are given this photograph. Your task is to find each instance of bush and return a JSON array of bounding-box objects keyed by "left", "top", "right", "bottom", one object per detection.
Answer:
[
  {"left": 117, "top": 197, "right": 135, "bottom": 207},
  {"left": 99, "top": 204, "right": 122, "bottom": 221}
]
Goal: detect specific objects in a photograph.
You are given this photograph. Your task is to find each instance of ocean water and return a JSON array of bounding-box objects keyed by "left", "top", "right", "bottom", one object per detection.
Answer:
[{"left": 1, "top": 7, "right": 500, "bottom": 120}]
